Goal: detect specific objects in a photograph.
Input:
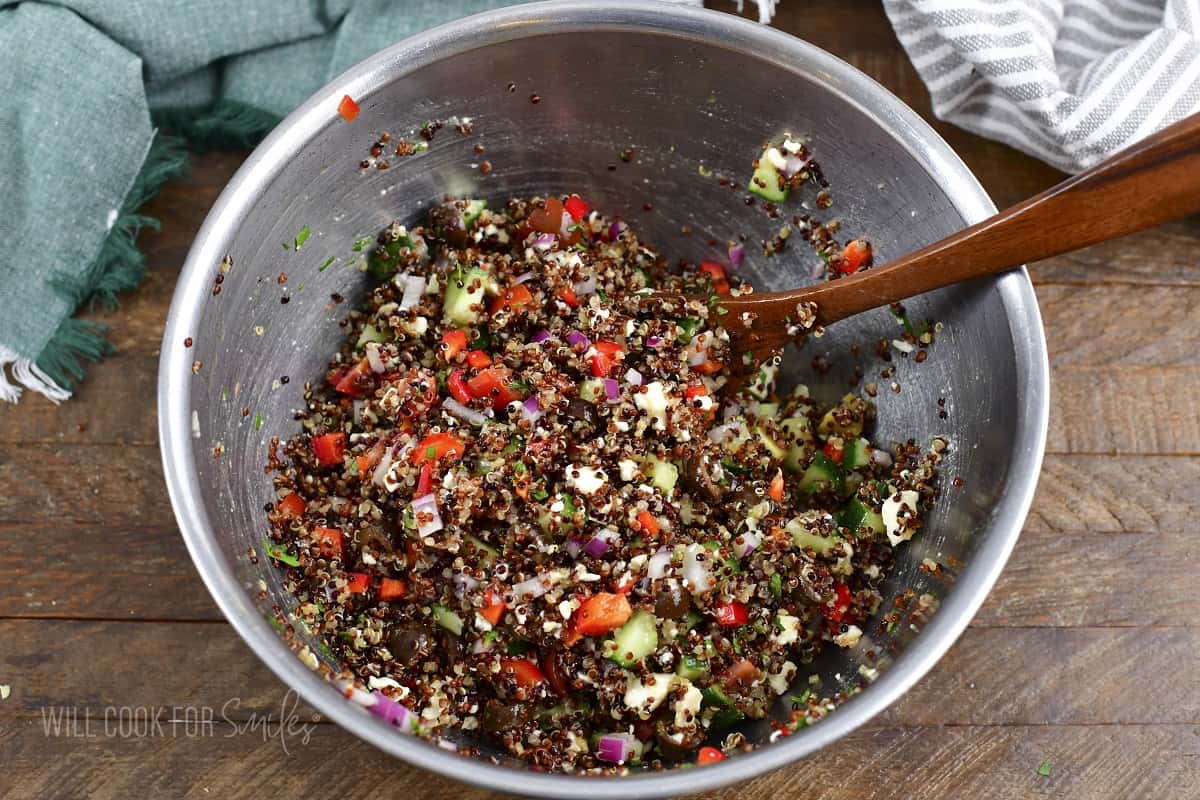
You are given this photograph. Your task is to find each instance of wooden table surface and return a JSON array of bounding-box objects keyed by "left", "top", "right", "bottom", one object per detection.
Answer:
[{"left": 2, "top": 3, "right": 1198, "bottom": 798}]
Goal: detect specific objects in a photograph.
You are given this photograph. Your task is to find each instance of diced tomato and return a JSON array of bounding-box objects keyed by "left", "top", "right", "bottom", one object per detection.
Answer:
[
  {"left": 412, "top": 432, "right": 465, "bottom": 465},
  {"left": 415, "top": 462, "right": 433, "bottom": 497},
  {"left": 636, "top": 510, "right": 660, "bottom": 538},
  {"left": 692, "top": 359, "right": 723, "bottom": 375},
  {"left": 490, "top": 283, "right": 535, "bottom": 315},
  {"left": 499, "top": 658, "right": 545, "bottom": 688},
  {"left": 314, "top": 526, "right": 344, "bottom": 560},
  {"left": 822, "top": 440, "right": 844, "bottom": 464},
  {"left": 564, "top": 194, "right": 591, "bottom": 221},
  {"left": 721, "top": 657, "right": 761, "bottom": 689},
  {"left": 567, "top": 593, "right": 633, "bottom": 644},
  {"left": 589, "top": 340, "right": 623, "bottom": 377},
  {"left": 337, "top": 94, "right": 360, "bottom": 123},
  {"left": 312, "top": 432, "right": 347, "bottom": 467},
  {"left": 379, "top": 577, "right": 408, "bottom": 601},
  {"left": 465, "top": 349, "right": 492, "bottom": 369},
  {"left": 480, "top": 586, "right": 506, "bottom": 625},
  {"left": 714, "top": 600, "right": 748, "bottom": 627},
  {"left": 768, "top": 469, "right": 785, "bottom": 503},
  {"left": 684, "top": 384, "right": 715, "bottom": 422},
  {"left": 442, "top": 329, "right": 469, "bottom": 361},
  {"left": 613, "top": 574, "right": 638, "bottom": 594},
  {"left": 276, "top": 493, "right": 306, "bottom": 519},
  {"left": 556, "top": 286, "right": 579, "bottom": 308},
  {"left": 698, "top": 261, "right": 731, "bottom": 295},
  {"left": 528, "top": 197, "right": 565, "bottom": 234},
  {"left": 837, "top": 239, "right": 872, "bottom": 274},
  {"left": 448, "top": 369, "right": 474, "bottom": 405},
  {"left": 697, "top": 747, "right": 727, "bottom": 766},
  {"left": 467, "top": 368, "right": 523, "bottom": 410},
  {"left": 334, "top": 358, "right": 373, "bottom": 397},
  {"left": 824, "top": 583, "right": 853, "bottom": 623},
  {"left": 355, "top": 441, "right": 386, "bottom": 477},
  {"left": 345, "top": 572, "right": 371, "bottom": 593}
]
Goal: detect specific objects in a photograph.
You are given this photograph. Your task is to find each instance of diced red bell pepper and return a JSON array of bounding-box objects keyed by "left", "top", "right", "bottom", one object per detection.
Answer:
[
  {"left": 314, "top": 527, "right": 345, "bottom": 560},
  {"left": 448, "top": 369, "right": 474, "bottom": 405},
  {"left": 768, "top": 469, "right": 785, "bottom": 503},
  {"left": 345, "top": 572, "right": 371, "bottom": 593},
  {"left": 721, "top": 657, "right": 761, "bottom": 689},
  {"left": 465, "top": 349, "right": 493, "bottom": 369},
  {"left": 822, "top": 440, "right": 844, "bottom": 464},
  {"left": 442, "top": 329, "right": 469, "bottom": 361},
  {"left": 312, "top": 432, "right": 347, "bottom": 467},
  {"left": 564, "top": 194, "right": 591, "bottom": 222},
  {"left": 338, "top": 94, "right": 360, "bottom": 123},
  {"left": 692, "top": 360, "right": 723, "bottom": 376},
  {"left": 837, "top": 240, "right": 872, "bottom": 274},
  {"left": 499, "top": 658, "right": 545, "bottom": 688},
  {"left": 698, "top": 261, "right": 731, "bottom": 295},
  {"left": 334, "top": 358, "right": 373, "bottom": 397},
  {"left": 714, "top": 600, "right": 748, "bottom": 627},
  {"left": 824, "top": 583, "right": 853, "bottom": 623},
  {"left": 480, "top": 586, "right": 506, "bottom": 625},
  {"left": 636, "top": 510, "right": 660, "bottom": 538},
  {"left": 528, "top": 197, "right": 565, "bottom": 234},
  {"left": 276, "top": 493, "right": 306, "bottom": 519},
  {"left": 467, "top": 368, "right": 523, "bottom": 410},
  {"left": 556, "top": 286, "right": 579, "bottom": 308},
  {"left": 412, "top": 432, "right": 465, "bottom": 465},
  {"left": 415, "top": 462, "right": 433, "bottom": 497},
  {"left": 589, "top": 340, "right": 623, "bottom": 377},
  {"left": 697, "top": 747, "right": 727, "bottom": 766},
  {"left": 566, "top": 593, "right": 632, "bottom": 646},
  {"left": 379, "top": 577, "right": 408, "bottom": 601},
  {"left": 490, "top": 283, "right": 535, "bottom": 315}
]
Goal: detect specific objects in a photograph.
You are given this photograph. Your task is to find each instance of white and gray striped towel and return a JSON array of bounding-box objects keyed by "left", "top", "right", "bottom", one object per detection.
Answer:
[{"left": 883, "top": 0, "right": 1200, "bottom": 172}]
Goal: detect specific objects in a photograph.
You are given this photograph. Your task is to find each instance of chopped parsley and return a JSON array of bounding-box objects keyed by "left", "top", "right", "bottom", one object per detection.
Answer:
[
  {"left": 254, "top": 413, "right": 264, "bottom": 431},
  {"left": 1037, "top": 760, "right": 1051, "bottom": 777},
  {"left": 263, "top": 538, "right": 300, "bottom": 567},
  {"left": 352, "top": 235, "right": 373, "bottom": 252},
  {"left": 294, "top": 224, "right": 312, "bottom": 251},
  {"left": 318, "top": 255, "right": 336, "bottom": 272}
]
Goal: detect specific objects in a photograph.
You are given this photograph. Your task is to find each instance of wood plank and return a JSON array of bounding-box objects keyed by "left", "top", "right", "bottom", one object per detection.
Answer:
[
  {"left": 0, "top": 719, "right": 1194, "bottom": 800},
  {"left": 1, "top": 622, "right": 1192, "bottom": 727}
]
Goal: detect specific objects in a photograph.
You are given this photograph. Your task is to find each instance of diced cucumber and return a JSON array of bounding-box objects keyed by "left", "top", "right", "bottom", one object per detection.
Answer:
[
  {"left": 432, "top": 605, "right": 464, "bottom": 636},
  {"left": 798, "top": 452, "right": 845, "bottom": 496},
  {"left": 755, "top": 402, "right": 780, "bottom": 419},
  {"left": 442, "top": 266, "right": 494, "bottom": 325},
  {"left": 462, "top": 199, "right": 487, "bottom": 227},
  {"left": 817, "top": 393, "right": 869, "bottom": 438},
  {"left": 786, "top": 516, "right": 841, "bottom": 554},
  {"left": 719, "top": 420, "right": 752, "bottom": 454},
  {"left": 368, "top": 235, "right": 412, "bottom": 281},
  {"left": 701, "top": 684, "right": 733, "bottom": 708},
  {"left": 644, "top": 457, "right": 679, "bottom": 496},
  {"left": 465, "top": 535, "right": 497, "bottom": 565},
  {"left": 676, "top": 317, "right": 702, "bottom": 344},
  {"left": 746, "top": 363, "right": 778, "bottom": 400},
  {"left": 710, "top": 707, "right": 746, "bottom": 730},
  {"left": 842, "top": 437, "right": 872, "bottom": 469},
  {"left": 748, "top": 151, "right": 789, "bottom": 203},
  {"left": 579, "top": 379, "right": 606, "bottom": 403},
  {"left": 676, "top": 655, "right": 709, "bottom": 682},
  {"left": 781, "top": 417, "right": 814, "bottom": 474},
  {"left": 356, "top": 323, "right": 390, "bottom": 349},
  {"left": 610, "top": 610, "right": 658, "bottom": 667},
  {"left": 754, "top": 426, "right": 787, "bottom": 460},
  {"left": 839, "top": 498, "right": 885, "bottom": 535}
]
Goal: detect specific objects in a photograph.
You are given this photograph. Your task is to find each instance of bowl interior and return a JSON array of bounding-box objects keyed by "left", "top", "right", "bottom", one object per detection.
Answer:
[{"left": 162, "top": 5, "right": 1044, "bottom": 795}]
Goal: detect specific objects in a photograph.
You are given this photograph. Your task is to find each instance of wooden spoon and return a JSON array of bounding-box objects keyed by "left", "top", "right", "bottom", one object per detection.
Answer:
[{"left": 713, "top": 112, "right": 1200, "bottom": 374}]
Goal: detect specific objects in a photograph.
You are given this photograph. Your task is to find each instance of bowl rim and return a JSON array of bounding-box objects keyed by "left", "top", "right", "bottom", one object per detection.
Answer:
[{"left": 158, "top": 2, "right": 1050, "bottom": 796}]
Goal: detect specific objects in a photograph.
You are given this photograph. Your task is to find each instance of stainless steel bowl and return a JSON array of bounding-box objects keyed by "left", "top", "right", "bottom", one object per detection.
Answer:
[{"left": 159, "top": 2, "right": 1049, "bottom": 796}]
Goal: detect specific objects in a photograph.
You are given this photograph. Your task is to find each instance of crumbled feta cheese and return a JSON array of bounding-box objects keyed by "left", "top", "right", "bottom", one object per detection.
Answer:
[
  {"left": 768, "top": 661, "right": 798, "bottom": 695},
  {"left": 782, "top": 138, "right": 803, "bottom": 154},
  {"left": 673, "top": 680, "right": 702, "bottom": 728},
  {"left": 858, "top": 664, "right": 879, "bottom": 682},
  {"left": 297, "top": 646, "right": 320, "bottom": 670},
  {"left": 474, "top": 612, "right": 493, "bottom": 632},
  {"left": 834, "top": 624, "right": 863, "bottom": 648},
  {"left": 361, "top": 550, "right": 377, "bottom": 566},
  {"left": 772, "top": 614, "right": 801, "bottom": 646},
  {"left": 625, "top": 674, "right": 674, "bottom": 718},
  {"left": 367, "top": 676, "right": 409, "bottom": 698},
  {"left": 882, "top": 490, "right": 921, "bottom": 546},
  {"left": 559, "top": 599, "right": 577, "bottom": 620},
  {"left": 566, "top": 464, "right": 607, "bottom": 495},
  {"left": 764, "top": 147, "right": 788, "bottom": 171},
  {"left": 618, "top": 459, "right": 639, "bottom": 482},
  {"left": 635, "top": 381, "right": 669, "bottom": 431}
]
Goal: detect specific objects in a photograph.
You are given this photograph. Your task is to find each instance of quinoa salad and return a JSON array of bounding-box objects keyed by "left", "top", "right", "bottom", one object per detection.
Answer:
[{"left": 261, "top": 189, "right": 944, "bottom": 772}]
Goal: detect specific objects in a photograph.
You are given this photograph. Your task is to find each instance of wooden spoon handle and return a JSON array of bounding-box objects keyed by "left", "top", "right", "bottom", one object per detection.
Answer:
[{"left": 787, "top": 111, "right": 1200, "bottom": 326}]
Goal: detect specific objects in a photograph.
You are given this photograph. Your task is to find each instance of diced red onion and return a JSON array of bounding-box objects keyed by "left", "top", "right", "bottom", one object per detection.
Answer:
[
  {"left": 585, "top": 527, "right": 620, "bottom": 557},
  {"left": 522, "top": 396, "right": 542, "bottom": 422},
  {"left": 373, "top": 443, "right": 396, "bottom": 487},
  {"left": 513, "top": 270, "right": 536, "bottom": 285},
  {"left": 783, "top": 154, "right": 810, "bottom": 177},
  {"left": 531, "top": 329, "right": 553, "bottom": 345},
  {"left": 687, "top": 331, "right": 713, "bottom": 366},
  {"left": 603, "top": 378, "right": 620, "bottom": 402},
  {"left": 398, "top": 274, "right": 426, "bottom": 311},
  {"left": 573, "top": 277, "right": 597, "bottom": 296},
  {"left": 565, "top": 538, "right": 584, "bottom": 558},
  {"left": 608, "top": 220, "right": 628, "bottom": 241},
  {"left": 442, "top": 397, "right": 488, "bottom": 427},
  {"left": 721, "top": 401, "right": 742, "bottom": 421},
  {"left": 559, "top": 210, "right": 574, "bottom": 237},
  {"left": 683, "top": 544, "right": 713, "bottom": 592},
  {"left": 329, "top": 496, "right": 352, "bottom": 514},
  {"left": 810, "top": 260, "right": 826, "bottom": 279},
  {"left": 512, "top": 574, "right": 550, "bottom": 600},
  {"left": 533, "top": 233, "right": 557, "bottom": 250},
  {"left": 596, "top": 733, "right": 644, "bottom": 764},
  {"left": 412, "top": 493, "right": 443, "bottom": 537},
  {"left": 365, "top": 343, "right": 387, "bottom": 373},
  {"left": 624, "top": 368, "right": 643, "bottom": 386},
  {"left": 367, "top": 691, "right": 417, "bottom": 732},
  {"left": 735, "top": 530, "right": 762, "bottom": 558},
  {"left": 707, "top": 422, "right": 739, "bottom": 445},
  {"left": 728, "top": 243, "right": 745, "bottom": 269},
  {"left": 872, "top": 449, "right": 893, "bottom": 467},
  {"left": 566, "top": 331, "right": 591, "bottom": 350},
  {"left": 340, "top": 681, "right": 375, "bottom": 707},
  {"left": 647, "top": 546, "right": 673, "bottom": 580},
  {"left": 453, "top": 573, "right": 480, "bottom": 597},
  {"left": 352, "top": 399, "right": 366, "bottom": 424},
  {"left": 646, "top": 335, "right": 663, "bottom": 348}
]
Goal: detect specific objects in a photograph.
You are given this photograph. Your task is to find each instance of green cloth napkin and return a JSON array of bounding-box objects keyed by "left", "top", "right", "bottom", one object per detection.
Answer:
[{"left": 0, "top": 0, "right": 519, "bottom": 403}]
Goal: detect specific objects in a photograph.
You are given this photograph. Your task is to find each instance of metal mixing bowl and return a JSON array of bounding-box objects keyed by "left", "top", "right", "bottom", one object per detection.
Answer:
[{"left": 158, "top": 2, "right": 1049, "bottom": 796}]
